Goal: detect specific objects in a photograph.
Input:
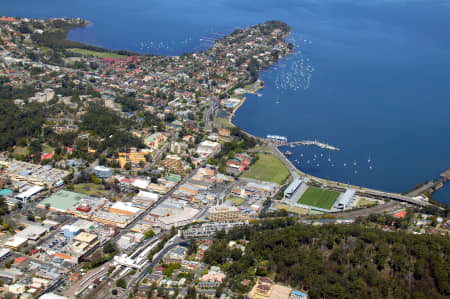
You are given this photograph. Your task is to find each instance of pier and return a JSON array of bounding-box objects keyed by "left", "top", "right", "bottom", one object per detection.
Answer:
[
  {"left": 264, "top": 134, "right": 340, "bottom": 151},
  {"left": 285, "top": 140, "right": 340, "bottom": 151},
  {"left": 269, "top": 144, "right": 430, "bottom": 207}
]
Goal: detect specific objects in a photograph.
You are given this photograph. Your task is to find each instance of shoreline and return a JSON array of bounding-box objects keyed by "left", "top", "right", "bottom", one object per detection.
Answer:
[
  {"left": 66, "top": 18, "right": 443, "bottom": 205},
  {"left": 227, "top": 78, "right": 438, "bottom": 205}
]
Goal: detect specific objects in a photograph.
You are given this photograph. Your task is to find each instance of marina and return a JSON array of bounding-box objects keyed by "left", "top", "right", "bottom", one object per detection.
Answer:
[
  {"left": 285, "top": 140, "right": 340, "bottom": 151},
  {"left": 266, "top": 135, "right": 340, "bottom": 151}
]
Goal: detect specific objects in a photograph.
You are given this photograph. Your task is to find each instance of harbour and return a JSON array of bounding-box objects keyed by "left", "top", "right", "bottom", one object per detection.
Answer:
[{"left": 4, "top": 0, "right": 449, "bottom": 203}]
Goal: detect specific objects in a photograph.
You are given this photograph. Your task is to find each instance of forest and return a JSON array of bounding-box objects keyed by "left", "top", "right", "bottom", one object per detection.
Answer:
[
  {"left": 203, "top": 218, "right": 449, "bottom": 298},
  {"left": 0, "top": 99, "right": 44, "bottom": 151}
]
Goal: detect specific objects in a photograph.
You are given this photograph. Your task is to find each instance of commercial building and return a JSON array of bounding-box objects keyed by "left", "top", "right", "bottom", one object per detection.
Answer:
[
  {"left": 0, "top": 158, "right": 69, "bottom": 188},
  {"left": 163, "top": 246, "right": 186, "bottom": 263},
  {"left": 182, "top": 221, "right": 248, "bottom": 238},
  {"left": 196, "top": 140, "right": 221, "bottom": 159},
  {"left": 46, "top": 231, "right": 100, "bottom": 263},
  {"left": 132, "top": 190, "right": 159, "bottom": 209},
  {"left": 62, "top": 224, "right": 82, "bottom": 239},
  {"left": 37, "top": 190, "right": 86, "bottom": 212},
  {"left": 109, "top": 201, "right": 141, "bottom": 216},
  {"left": 15, "top": 185, "right": 44, "bottom": 202},
  {"left": 15, "top": 224, "right": 48, "bottom": 242},
  {"left": 40, "top": 293, "right": 70, "bottom": 299},
  {"left": 4, "top": 237, "right": 27, "bottom": 250},
  {"left": 208, "top": 205, "right": 247, "bottom": 222},
  {"left": 91, "top": 165, "right": 112, "bottom": 179}
]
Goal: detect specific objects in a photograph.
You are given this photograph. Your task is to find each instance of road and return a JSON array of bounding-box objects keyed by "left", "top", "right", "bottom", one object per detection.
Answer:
[
  {"left": 329, "top": 201, "right": 402, "bottom": 219},
  {"left": 268, "top": 143, "right": 430, "bottom": 207},
  {"left": 123, "top": 236, "right": 186, "bottom": 298},
  {"left": 204, "top": 97, "right": 218, "bottom": 131}
]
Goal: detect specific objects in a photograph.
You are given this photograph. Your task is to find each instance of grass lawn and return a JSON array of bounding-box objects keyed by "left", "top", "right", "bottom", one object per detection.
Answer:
[
  {"left": 243, "top": 153, "right": 289, "bottom": 184},
  {"left": 73, "top": 183, "right": 110, "bottom": 197},
  {"left": 274, "top": 202, "right": 308, "bottom": 215},
  {"left": 357, "top": 198, "right": 377, "bottom": 208},
  {"left": 68, "top": 48, "right": 126, "bottom": 59},
  {"left": 13, "top": 146, "right": 29, "bottom": 157},
  {"left": 214, "top": 117, "right": 233, "bottom": 128},
  {"left": 228, "top": 196, "right": 245, "bottom": 206},
  {"left": 297, "top": 186, "right": 340, "bottom": 210},
  {"left": 41, "top": 144, "right": 54, "bottom": 153}
]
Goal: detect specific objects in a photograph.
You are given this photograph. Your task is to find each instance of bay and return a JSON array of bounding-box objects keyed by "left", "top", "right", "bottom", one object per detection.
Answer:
[{"left": 3, "top": 0, "right": 449, "bottom": 203}]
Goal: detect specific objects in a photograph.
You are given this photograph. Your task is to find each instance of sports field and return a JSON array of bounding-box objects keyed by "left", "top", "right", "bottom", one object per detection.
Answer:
[
  {"left": 242, "top": 153, "right": 289, "bottom": 184},
  {"left": 297, "top": 186, "right": 340, "bottom": 210}
]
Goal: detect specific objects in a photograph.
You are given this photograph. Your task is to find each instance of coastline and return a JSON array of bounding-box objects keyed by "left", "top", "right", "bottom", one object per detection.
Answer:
[
  {"left": 227, "top": 77, "right": 437, "bottom": 205},
  {"left": 66, "top": 19, "right": 441, "bottom": 205},
  {"left": 19, "top": 14, "right": 441, "bottom": 204}
]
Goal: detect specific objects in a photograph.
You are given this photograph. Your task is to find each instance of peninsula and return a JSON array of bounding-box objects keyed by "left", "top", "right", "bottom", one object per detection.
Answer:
[{"left": 0, "top": 15, "right": 447, "bottom": 299}]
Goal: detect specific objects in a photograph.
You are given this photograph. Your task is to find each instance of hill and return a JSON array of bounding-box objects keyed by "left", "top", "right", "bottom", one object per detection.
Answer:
[{"left": 203, "top": 218, "right": 449, "bottom": 298}]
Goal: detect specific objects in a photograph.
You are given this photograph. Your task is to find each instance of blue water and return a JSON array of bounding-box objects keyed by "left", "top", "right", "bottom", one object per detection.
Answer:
[{"left": 3, "top": 0, "right": 450, "bottom": 203}]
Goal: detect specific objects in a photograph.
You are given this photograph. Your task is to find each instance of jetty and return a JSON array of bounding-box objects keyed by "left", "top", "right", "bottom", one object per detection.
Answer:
[
  {"left": 269, "top": 144, "right": 429, "bottom": 207},
  {"left": 286, "top": 140, "right": 340, "bottom": 151}
]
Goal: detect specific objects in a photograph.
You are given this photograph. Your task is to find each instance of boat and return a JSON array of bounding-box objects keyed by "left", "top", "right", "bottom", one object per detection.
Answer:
[{"left": 285, "top": 151, "right": 292, "bottom": 156}]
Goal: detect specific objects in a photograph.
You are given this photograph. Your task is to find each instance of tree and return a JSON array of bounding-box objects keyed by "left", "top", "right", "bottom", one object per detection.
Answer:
[
  {"left": 144, "top": 229, "right": 155, "bottom": 239},
  {"left": 103, "top": 241, "right": 117, "bottom": 255},
  {"left": 186, "top": 287, "right": 196, "bottom": 299},
  {"left": 116, "top": 278, "right": 126, "bottom": 289}
]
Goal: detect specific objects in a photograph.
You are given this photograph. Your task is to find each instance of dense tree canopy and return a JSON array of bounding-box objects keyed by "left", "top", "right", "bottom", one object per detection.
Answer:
[
  {"left": 0, "top": 100, "right": 45, "bottom": 150},
  {"left": 204, "top": 218, "right": 449, "bottom": 298}
]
